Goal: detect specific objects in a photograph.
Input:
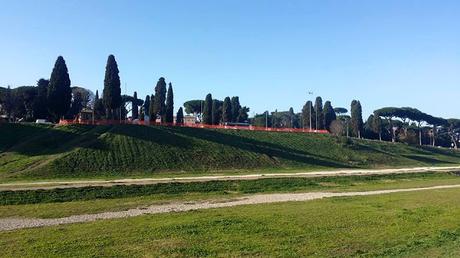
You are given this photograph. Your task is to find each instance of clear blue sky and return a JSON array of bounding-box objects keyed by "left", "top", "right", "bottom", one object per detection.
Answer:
[{"left": 0, "top": 0, "right": 459, "bottom": 118}]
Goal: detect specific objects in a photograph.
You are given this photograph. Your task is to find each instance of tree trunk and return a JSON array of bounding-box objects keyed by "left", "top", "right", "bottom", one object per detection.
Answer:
[
  {"left": 419, "top": 129, "right": 422, "bottom": 146},
  {"left": 432, "top": 125, "right": 436, "bottom": 147}
]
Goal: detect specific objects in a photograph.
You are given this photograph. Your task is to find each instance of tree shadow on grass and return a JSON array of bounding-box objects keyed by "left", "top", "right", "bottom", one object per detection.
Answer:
[
  {"left": 168, "top": 127, "right": 353, "bottom": 169},
  {"left": 352, "top": 140, "right": 458, "bottom": 165},
  {"left": 401, "top": 154, "right": 457, "bottom": 164},
  {"left": 108, "top": 124, "right": 192, "bottom": 149},
  {"left": 3, "top": 124, "right": 109, "bottom": 156}
]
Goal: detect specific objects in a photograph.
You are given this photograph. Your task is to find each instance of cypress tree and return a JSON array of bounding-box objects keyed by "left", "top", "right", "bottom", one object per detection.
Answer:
[
  {"left": 301, "top": 101, "right": 314, "bottom": 129},
  {"left": 176, "top": 107, "right": 184, "bottom": 124},
  {"left": 323, "top": 101, "right": 336, "bottom": 131},
  {"left": 47, "top": 56, "right": 72, "bottom": 122},
  {"left": 222, "top": 97, "right": 232, "bottom": 123},
  {"left": 351, "top": 100, "right": 364, "bottom": 138},
  {"left": 93, "top": 90, "right": 105, "bottom": 120},
  {"left": 165, "top": 83, "right": 174, "bottom": 123},
  {"left": 203, "top": 93, "right": 213, "bottom": 125},
  {"left": 102, "top": 55, "right": 121, "bottom": 119},
  {"left": 139, "top": 106, "right": 145, "bottom": 121},
  {"left": 153, "top": 77, "right": 167, "bottom": 122},
  {"left": 143, "top": 95, "right": 150, "bottom": 117},
  {"left": 212, "top": 99, "right": 220, "bottom": 125},
  {"left": 314, "top": 97, "right": 324, "bottom": 130},
  {"left": 149, "top": 94, "right": 155, "bottom": 120},
  {"left": 230, "top": 96, "right": 241, "bottom": 122},
  {"left": 132, "top": 91, "right": 139, "bottom": 119},
  {"left": 34, "top": 78, "right": 49, "bottom": 119}
]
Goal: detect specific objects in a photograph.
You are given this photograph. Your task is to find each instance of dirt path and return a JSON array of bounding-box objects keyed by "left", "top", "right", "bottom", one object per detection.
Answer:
[
  {"left": 1, "top": 184, "right": 460, "bottom": 231},
  {"left": 1, "top": 166, "right": 460, "bottom": 191}
]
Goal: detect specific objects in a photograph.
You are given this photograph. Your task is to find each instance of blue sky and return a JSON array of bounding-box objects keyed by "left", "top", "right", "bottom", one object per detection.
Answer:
[{"left": 0, "top": 0, "right": 459, "bottom": 118}]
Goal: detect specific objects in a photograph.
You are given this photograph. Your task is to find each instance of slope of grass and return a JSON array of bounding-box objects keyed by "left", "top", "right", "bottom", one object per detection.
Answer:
[
  {"left": 1, "top": 123, "right": 460, "bottom": 180},
  {"left": 2, "top": 187, "right": 460, "bottom": 257}
]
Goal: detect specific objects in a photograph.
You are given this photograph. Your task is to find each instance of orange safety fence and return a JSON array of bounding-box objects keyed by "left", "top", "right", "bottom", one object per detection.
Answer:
[{"left": 58, "top": 119, "right": 329, "bottom": 134}]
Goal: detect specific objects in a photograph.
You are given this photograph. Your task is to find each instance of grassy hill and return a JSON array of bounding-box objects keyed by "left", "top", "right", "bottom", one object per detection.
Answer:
[{"left": 1, "top": 123, "right": 460, "bottom": 180}]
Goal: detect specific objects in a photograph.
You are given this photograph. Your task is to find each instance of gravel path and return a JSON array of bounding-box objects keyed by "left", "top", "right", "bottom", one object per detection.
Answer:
[
  {"left": 1, "top": 184, "right": 460, "bottom": 232},
  {"left": 2, "top": 166, "right": 460, "bottom": 191}
]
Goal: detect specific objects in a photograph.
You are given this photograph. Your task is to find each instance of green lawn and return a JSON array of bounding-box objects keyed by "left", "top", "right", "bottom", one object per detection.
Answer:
[
  {"left": 2, "top": 187, "right": 460, "bottom": 257},
  {"left": 2, "top": 172, "right": 460, "bottom": 219},
  {"left": 2, "top": 123, "right": 460, "bottom": 180}
]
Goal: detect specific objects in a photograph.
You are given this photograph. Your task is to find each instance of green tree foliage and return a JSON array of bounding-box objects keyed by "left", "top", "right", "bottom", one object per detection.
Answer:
[
  {"left": 333, "top": 107, "right": 348, "bottom": 116},
  {"left": 153, "top": 77, "right": 167, "bottom": 122},
  {"left": 230, "top": 96, "right": 241, "bottom": 122},
  {"left": 47, "top": 56, "right": 72, "bottom": 121},
  {"left": 323, "top": 101, "right": 336, "bottom": 131},
  {"left": 222, "top": 97, "right": 232, "bottom": 123},
  {"left": 102, "top": 55, "right": 121, "bottom": 119},
  {"left": 93, "top": 90, "right": 105, "bottom": 120},
  {"left": 203, "top": 93, "right": 213, "bottom": 125},
  {"left": 1, "top": 86, "right": 14, "bottom": 120},
  {"left": 212, "top": 99, "right": 223, "bottom": 125},
  {"left": 183, "top": 100, "right": 203, "bottom": 115},
  {"left": 149, "top": 94, "right": 155, "bottom": 120},
  {"left": 237, "top": 106, "right": 250, "bottom": 123},
  {"left": 132, "top": 91, "right": 139, "bottom": 119},
  {"left": 371, "top": 113, "right": 383, "bottom": 140},
  {"left": 68, "top": 91, "right": 84, "bottom": 118},
  {"left": 350, "top": 100, "right": 363, "bottom": 138},
  {"left": 34, "top": 79, "right": 49, "bottom": 119},
  {"left": 302, "top": 101, "right": 314, "bottom": 129},
  {"left": 176, "top": 107, "right": 184, "bottom": 124},
  {"left": 251, "top": 111, "right": 271, "bottom": 127},
  {"left": 165, "top": 83, "right": 174, "bottom": 123},
  {"left": 143, "top": 95, "right": 151, "bottom": 117},
  {"left": 314, "top": 97, "right": 323, "bottom": 130}
]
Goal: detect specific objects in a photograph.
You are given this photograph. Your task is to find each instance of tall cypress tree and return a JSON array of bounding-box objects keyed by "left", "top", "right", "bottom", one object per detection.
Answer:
[
  {"left": 230, "top": 96, "right": 241, "bottom": 122},
  {"left": 301, "top": 101, "right": 314, "bottom": 129},
  {"left": 143, "top": 95, "right": 150, "bottom": 117},
  {"left": 351, "top": 100, "right": 364, "bottom": 138},
  {"left": 165, "top": 83, "right": 174, "bottom": 123},
  {"left": 314, "top": 97, "right": 324, "bottom": 130},
  {"left": 153, "top": 77, "right": 167, "bottom": 122},
  {"left": 47, "top": 56, "right": 72, "bottom": 121},
  {"left": 132, "top": 91, "right": 139, "bottom": 119},
  {"left": 102, "top": 55, "right": 121, "bottom": 119},
  {"left": 323, "top": 101, "right": 336, "bottom": 131},
  {"left": 149, "top": 94, "right": 155, "bottom": 120},
  {"left": 203, "top": 93, "right": 213, "bottom": 125},
  {"left": 176, "top": 107, "right": 184, "bottom": 124},
  {"left": 222, "top": 97, "right": 232, "bottom": 123},
  {"left": 93, "top": 90, "right": 105, "bottom": 120},
  {"left": 34, "top": 78, "right": 49, "bottom": 119},
  {"left": 212, "top": 99, "right": 221, "bottom": 125}
]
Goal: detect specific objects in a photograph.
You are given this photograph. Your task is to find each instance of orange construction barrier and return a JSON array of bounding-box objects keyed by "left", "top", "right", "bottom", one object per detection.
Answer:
[{"left": 58, "top": 119, "right": 329, "bottom": 134}]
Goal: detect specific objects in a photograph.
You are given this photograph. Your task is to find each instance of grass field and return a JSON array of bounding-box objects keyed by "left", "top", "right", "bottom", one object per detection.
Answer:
[
  {"left": 2, "top": 187, "right": 460, "bottom": 257},
  {"left": 1, "top": 172, "right": 460, "bottom": 219},
  {"left": 2, "top": 123, "right": 460, "bottom": 180}
]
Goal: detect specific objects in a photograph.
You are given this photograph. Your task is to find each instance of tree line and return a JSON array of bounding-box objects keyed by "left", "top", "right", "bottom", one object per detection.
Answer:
[
  {"left": 1, "top": 55, "right": 459, "bottom": 149},
  {"left": 183, "top": 95, "right": 249, "bottom": 125},
  {"left": 0, "top": 55, "right": 177, "bottom": 123}
]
